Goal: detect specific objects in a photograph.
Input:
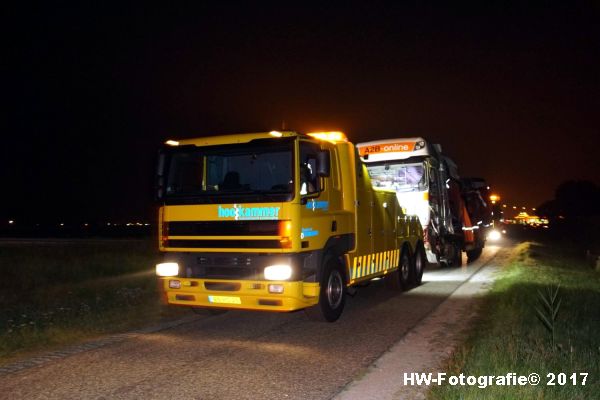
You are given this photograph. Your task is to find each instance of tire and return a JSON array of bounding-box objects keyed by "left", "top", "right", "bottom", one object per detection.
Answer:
[
  {"left": 305, "top": 258, "right": 346, "bottom": 322},
  {"left": 385, "top": 248, "right": 411, "bottom": 290},
  {"left": 399, "top": 249, "right": 412, "bottom": 289},
  {"left": 466, "top": 247, "right": 482, "bottom": 263},
  {"left": 412, "top": 242, "right": 426, "bottom": 286},
  {"left": 449, "top": 241, "right": 462, "bottom": 267}
]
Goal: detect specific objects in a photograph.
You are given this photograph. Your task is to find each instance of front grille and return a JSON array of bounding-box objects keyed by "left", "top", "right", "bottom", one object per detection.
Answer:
[
  {"left": 204, "top": 282, "right": 241, "bottom": 291},
  {"left": 185, "top": 254, "right": 261, "bottom": 280},
  {"left": 168, "top": 221, "right": 279, "bottom": 236},
  {"left": 169, "top": 252, "right": 302, "bottom": 281},
  {"left": 167, "top": 239, "right": 283, "bottom": 249}
]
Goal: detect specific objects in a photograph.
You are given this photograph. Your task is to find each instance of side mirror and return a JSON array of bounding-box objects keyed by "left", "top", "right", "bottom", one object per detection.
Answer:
[{"left": 317, "top": 150, "right": 330, "bottom": 177}]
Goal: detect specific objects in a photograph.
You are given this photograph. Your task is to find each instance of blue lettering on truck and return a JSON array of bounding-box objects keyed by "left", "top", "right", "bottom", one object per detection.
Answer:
[{"left": 218, "top": 205, "right": 281, "bottom": 220}]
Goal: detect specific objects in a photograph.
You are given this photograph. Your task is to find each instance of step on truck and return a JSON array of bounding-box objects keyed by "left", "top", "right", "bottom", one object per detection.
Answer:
[
  {"left": 356, "top": 137, "right": 487, "bottom": 266},
  {"left": 155, "top": 131, "right": 424, "bottom": 322}
]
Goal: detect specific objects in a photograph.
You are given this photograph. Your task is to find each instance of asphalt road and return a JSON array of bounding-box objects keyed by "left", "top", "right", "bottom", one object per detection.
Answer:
[{"left": 1, "top": 244, "right": 504, "bottom": 400}]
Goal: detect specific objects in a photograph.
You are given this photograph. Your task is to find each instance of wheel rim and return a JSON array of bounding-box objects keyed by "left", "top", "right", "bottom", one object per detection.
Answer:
[
  {"left": 326, "top": 269, "right": 343, "bottom": 309},
  {"left": 401, "top": 255, "right": 410, "bottom": 281}
]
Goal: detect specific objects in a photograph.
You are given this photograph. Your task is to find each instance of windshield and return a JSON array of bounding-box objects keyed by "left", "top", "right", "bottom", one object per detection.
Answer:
[
  {"left": 164, "top": 138, "right": 294, "bottom": 203},
  {"left": 366, "top": 162, "right": 427, "bottom": 192}
]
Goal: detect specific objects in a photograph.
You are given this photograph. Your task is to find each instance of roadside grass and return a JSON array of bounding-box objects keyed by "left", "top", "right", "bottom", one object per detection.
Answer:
[
  {"left": 430, "top": 240, "right": 600, "bottom": 400},
  {"left": 0, "top": 239, "right": 187, "bottom": 364}
]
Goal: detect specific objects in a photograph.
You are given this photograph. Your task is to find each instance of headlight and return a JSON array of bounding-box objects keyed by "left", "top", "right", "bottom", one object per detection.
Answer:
[
  {"left": 264, "top": 264, "right": 292, "bottom": 281},
  {"left": 487, "top": 230, "right": 502, "bottom": 241},
  {"left": 156, "top": 262, "right": 179, "bottom": 277}
]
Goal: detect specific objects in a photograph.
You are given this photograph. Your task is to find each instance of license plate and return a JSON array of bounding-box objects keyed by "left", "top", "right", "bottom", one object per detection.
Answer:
[{"left": 208, "top": 295, "right": 241, "bottom": 305}]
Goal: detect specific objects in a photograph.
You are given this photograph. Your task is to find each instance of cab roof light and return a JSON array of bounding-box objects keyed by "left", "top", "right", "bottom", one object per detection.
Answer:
[
  {"left": 269, "top": 130, "right": 283, "bottom": 137},
  {"left": 165, "top": 140, "right": 180, "bottom": 146},
  {"left": 306, "top": 131, "right": 348, "bottom": 143}
]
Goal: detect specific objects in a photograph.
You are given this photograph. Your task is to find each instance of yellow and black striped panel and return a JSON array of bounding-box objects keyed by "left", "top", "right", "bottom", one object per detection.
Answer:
[{"left": 350, "top": 249, "right": 400, "bottom": 280}]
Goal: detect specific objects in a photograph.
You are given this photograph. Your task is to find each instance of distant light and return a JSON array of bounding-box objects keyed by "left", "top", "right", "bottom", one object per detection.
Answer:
[
  {"left": 532, "top": 208, "right": 536, "bottom": 211},
  {"left": 522, "top": 206, "right": 526, "bottom": 209},
  {"left": 8, "top": 220, "right": 14, "bottom": 225},
  {"left": 165, "top": 140, "right": 180, "bottom": 146},
  {"left": 107, "top": 223, "right": 111, "bottom": 226},
  {"left": 488, "top": 230, "right": 502, "bottom": 241},
  {"left": 269, "top": 130, "right": 283, "bottom": 137},
  {"left": 144, "top": 223, "right": 150, "bottom": 226},
  {"left": 502, "top": 204, "right": 507, "bottom": 208},
  {"left": 84, "top": 223, "right": 89, "bottom": 227},
  {"left": 60, "top": 223, "right": 65, "bottom": 226},
  {"left": 513, "top": 206, "right": 517, "bottom": 209}
]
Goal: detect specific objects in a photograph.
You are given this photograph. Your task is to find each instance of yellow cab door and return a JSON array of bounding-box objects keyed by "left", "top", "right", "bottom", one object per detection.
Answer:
[{"left": 298, "top": 140, "right": 332, "bottom": 252}]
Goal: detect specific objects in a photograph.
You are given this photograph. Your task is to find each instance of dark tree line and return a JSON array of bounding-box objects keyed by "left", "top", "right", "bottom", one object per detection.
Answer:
[{"left": 537, "top": 180, "right": 600, "bottom": 219}]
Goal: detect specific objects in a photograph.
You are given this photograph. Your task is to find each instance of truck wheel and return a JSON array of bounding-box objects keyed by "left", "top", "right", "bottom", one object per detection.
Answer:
[
  {"left": 305, "top": 258, "right": 346, "bottom": 322},
  {"left": 413, "top": 242, "right": 426, "bottom": 286},
  {"left": 466, "top": 247, "right": 482, "bottom": 263},
  {"left": 385, "top": 249, "right": 411, "bottom": 290},
  {"left": 399, "top": 250, "right": 412, "bottom": 289},
  {"left": 449, "top": 242, "right": 462, "bottom": 267}
]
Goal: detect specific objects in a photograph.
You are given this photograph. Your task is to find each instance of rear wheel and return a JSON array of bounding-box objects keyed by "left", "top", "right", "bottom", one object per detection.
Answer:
[
  {"left": 466, "top": 247, "right": 483, "bottom": 263},
  {"left": 399, "top": 250, "right": 412, "bottom": 289},
  {"left": 305, "top": 258, "right": 346, "bottom": 322},
  {"left": 385, "top": 248, "right": 411, "bottom": 290},
  {"left": 448, "top": 241, "right": 462, "bottom": 267},
  {"left": 412, "top": 242, "right": 426, "bottom": 286}
]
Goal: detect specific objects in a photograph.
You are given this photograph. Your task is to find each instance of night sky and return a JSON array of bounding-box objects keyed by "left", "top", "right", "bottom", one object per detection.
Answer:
[{"left": 3, "top": 3, "right": 599, "bottom": 225}]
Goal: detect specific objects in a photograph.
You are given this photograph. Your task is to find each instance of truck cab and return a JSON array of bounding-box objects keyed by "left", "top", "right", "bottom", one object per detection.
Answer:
[
  {"left": 357, "top": 137, "right": 481, "bottom": 266},
  {"left": 155, "top": 131, "right": 423, "bottom": 321}
]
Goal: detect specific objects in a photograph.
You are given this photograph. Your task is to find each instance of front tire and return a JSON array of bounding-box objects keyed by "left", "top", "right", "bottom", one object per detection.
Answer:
[{"left": 305, "top": 258, "right": 346, "bottom": 322}]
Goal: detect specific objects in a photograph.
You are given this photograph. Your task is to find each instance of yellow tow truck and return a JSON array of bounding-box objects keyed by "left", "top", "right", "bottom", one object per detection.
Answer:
[{"left": 155, "top": 131, "right": 424, "bottom": 321}]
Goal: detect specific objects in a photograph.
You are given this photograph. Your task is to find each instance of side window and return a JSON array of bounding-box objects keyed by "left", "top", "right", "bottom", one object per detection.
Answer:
[
  {"left": 167, "top": 152, "right": 203, "bottom": 194},
  {"left": 299, "top": 141, "right": 321, "bottom": 195}
]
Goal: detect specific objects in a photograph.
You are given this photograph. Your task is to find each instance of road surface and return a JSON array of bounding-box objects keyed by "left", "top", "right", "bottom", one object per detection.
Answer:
[{"left": 1, "top": 243, "right": 507, "bottom": 399}]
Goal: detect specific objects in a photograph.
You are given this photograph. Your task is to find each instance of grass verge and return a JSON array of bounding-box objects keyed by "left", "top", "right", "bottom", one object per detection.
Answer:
[
  {"left": 430, "top": 240, "right": 600, "bottom": 399},
  {"left": 0, "top": 239, "right": 187, "bottom": 365}
]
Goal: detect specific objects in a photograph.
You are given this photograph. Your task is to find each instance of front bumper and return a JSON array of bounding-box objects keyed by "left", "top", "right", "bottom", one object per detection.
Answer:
[{"left": 160, "top": 278, "right": 320, "bottom": 312}]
